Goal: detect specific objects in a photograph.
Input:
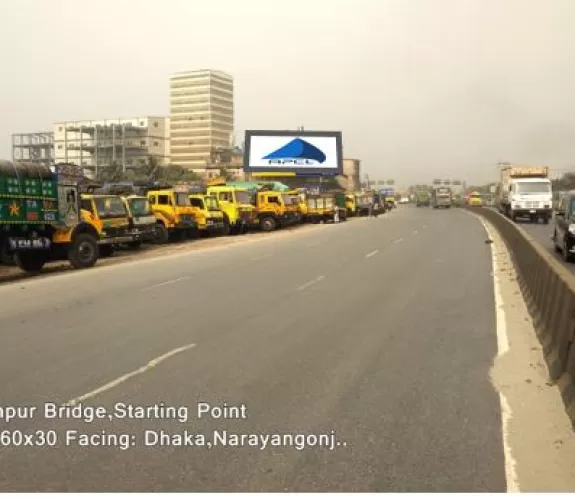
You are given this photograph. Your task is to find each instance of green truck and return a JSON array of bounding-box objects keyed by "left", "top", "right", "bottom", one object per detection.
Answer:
[
  {"left": 415, "top": 190, "right": 430, "bottom": 207},
  {"left": 0, "top": 161, "right": 101, "bottom": 272}
]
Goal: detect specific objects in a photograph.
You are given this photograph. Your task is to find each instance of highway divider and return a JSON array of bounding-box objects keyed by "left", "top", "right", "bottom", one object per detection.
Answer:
[{"left": 466, "top": 207, "right": 575, "bottom": 427}]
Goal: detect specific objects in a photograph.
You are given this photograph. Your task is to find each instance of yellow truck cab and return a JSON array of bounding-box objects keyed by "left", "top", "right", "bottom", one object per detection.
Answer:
[
  {"left": 147, "top": 188, "right": 197, "bottom": 242},
  {"left": 122, "top": 195, "right": 156, "bottom": 247},
  {"left": 206, "top": 182, "right": 256, "bottom": 235},
  {"left": 345, "top": 194, "right": 357, "bottom": 217},
  {"left": 253, "top": 190, "right": 297, "bottom": 231},
  {"left": 80, "top": 194, "right": 133, "bottom": 257},
  {"left": 188, "top": 193, "right": 226, "bottom": 236}
]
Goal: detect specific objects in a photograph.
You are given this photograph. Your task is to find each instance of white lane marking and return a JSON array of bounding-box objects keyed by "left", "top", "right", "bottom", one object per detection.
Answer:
[
  {"left": 251, "top": 254, "right": 271, "bottom": 262},
  {"left": 141, "top": 276, "right": 190, "bottom": 291},
  {"left": 365, "top": 250, "right": 379, "bottom": 259},
  {"left": 393, "top": 238, "right": 403, "bottom": 244},
  {"left": 413, "top": 230, "right": 419, "bottom": 235},
  {"left": 297, "top": 275, "right": 325, "bottom": 291},
  {"left": 478, "top": 217, "right": 519, "bottom": 492},
  {"left": 65, "top": 343, "right": 197, "bottom": 406},
  {"left": 307, "top": 242, "right": 321, "bottom": 248}
]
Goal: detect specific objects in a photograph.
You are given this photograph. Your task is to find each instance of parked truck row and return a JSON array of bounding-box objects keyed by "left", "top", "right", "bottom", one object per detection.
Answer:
[{"left": 0, "top": 162, "right": 384, "bottom": 275}]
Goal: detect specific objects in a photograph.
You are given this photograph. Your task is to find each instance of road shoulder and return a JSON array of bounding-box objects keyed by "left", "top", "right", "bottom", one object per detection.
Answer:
[{"left": 476, "top": 213, "right": 575, "bottom": 492}]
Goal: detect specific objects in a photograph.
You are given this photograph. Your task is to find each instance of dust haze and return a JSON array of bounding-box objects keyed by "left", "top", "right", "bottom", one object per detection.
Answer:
[{"left": 1, "top": 0, "right": 574, "bottom": 186}]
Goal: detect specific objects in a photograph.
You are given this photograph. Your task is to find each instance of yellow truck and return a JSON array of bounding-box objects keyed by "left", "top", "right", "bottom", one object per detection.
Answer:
[
  {"left": 253, "top": 189, "right": 297, "bottom": 231},
  {"left": 147, "top": 187, "right": 198, "bottom": 242},
  {"left": 287, "top": 189, "right": 306, "bottom": 223},
  {"left": 121, "top": 195, "right": 157, "bottom": 248},
  {"left": 345, "top": 194, "right": 358, "bottom": 217},
  {"left": 206, "top": 184, "right": 256, "bottom": 235},
  {"left": 189, "top": 193, "right": 226, "bottom": 236},
  {"left": 80, "top": 194, "right": 133, "bottom": 257},
  {"left": 306, "top": 193, "right": 347, "bottom": 223}
]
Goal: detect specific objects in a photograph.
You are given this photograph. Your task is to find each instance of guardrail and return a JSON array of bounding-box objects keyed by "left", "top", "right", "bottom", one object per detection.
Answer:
[{"left": 467, "top": 207, "right": 575, "bottom": 427}]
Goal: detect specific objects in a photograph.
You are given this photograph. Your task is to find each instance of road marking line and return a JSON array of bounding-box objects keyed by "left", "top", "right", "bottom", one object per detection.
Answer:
[
  {"left": 365, "top": 250, "right": 379, "bottom": 259},
  {"left": 297, "top": 275, "right": 325, "bottom": 291},
  {"left": 413, "top": 230, "right": 419, "bottom": 235},
  {"left": 393, "top": 238, "right": 403, "bottom": 244},
  {"left": 141, "top": 276, "right": 190, "bottom": 291},
  {"left": 307, "top": 242, "right": 321, "bottom": 248},
  {"left": 478, "top": 216, "right": 519, "bottom": 492},
  {"left": 65, "top": 343, "right": 197, "bottom": 406},
  {"left": 251, "top": 254, "right": 271, "bottom": 262}
]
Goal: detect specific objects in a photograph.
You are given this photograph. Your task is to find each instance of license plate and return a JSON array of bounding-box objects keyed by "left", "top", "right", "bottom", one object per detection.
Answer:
[
  {"left": 8, "top": 237, "right": 51, "bottom": 250},
  {"left": 530, "top": 210, "right": 536, "bottom": 213}
]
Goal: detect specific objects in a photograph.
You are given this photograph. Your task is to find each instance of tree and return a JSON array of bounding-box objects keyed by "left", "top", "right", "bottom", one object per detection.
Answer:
[
  {"left": 96, "top": 161, "right": 126, "bottom": 183},
  {"left": 220, "top": 167, "right": 235, "bottom": 181},
  {"left": 137, "top": 155, "right": 161, "bottom": 183}
]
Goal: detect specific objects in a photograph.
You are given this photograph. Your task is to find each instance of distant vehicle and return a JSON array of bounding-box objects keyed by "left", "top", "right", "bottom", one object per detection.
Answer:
[
  {"left": 468, "top": 192, "right": 483, "bottom": 207},
  {"left": 399, "top": 196, "right": 410, "bottom": 204},
  {"left": 432, "top": 186, "right": 452, "bottom": 209},
  {"left": 415, "top": 191, "right": 430, "bottom": 207},
  {"left": 498, "top": 165, "right": 552, "bottom": 224},
  {"left": 552, "top": 191, "right": 575, "bottom": 262}
]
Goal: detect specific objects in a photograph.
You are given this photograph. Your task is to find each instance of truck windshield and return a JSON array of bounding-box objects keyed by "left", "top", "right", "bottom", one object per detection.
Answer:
[
  {"left": 175, "top": 193, "right": 191, "bottom": 206},
  {"left": 517, "top": 182, "right": 551, "bottom": 194},
  {"left": 94, "top": 197, "right": 126, "bottom": 218},
  {"left": 235, "top": 191, "right": 250, "bottom": 204},
  {"left": 190, "top": 198, "right": 204, "bottom": 210},
  {"left": 205, "top": 196, "right": 219, "bottom": 210},
  {"left": 128, "top": 198, "right": 153, "bottom": 217}
]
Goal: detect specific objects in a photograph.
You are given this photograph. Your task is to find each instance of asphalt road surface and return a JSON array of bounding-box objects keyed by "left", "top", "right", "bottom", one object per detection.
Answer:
[{"left": 0, "top": 207, "right": 506, "bottom": 492}]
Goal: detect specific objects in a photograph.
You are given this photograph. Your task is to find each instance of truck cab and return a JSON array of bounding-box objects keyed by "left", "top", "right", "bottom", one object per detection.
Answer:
[
  {"left": 189, "top": 193, "right": 226, "bottom": 235},
  {"left": 253, "top": 190, "right": 296, "bottom": 231},
  {"left": 122, "top": 195, "right": 156, "bottom": 247},
  {"left": 147, "top": 188, "right": 197, "bottom": 242},
  {"left": 345, "top": 194, "right": 357, "bottom": 217},
  {"left": 80, "top": 194, "right": 133, "bottom": 256},
  {"left": 206, "top": 185, "right": 256, "bottom": 235}
]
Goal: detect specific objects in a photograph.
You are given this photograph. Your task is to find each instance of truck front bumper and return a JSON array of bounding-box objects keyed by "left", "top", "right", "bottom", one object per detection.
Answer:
[{"left": 511, "top": 208, "right": 552, "bottom": 218}]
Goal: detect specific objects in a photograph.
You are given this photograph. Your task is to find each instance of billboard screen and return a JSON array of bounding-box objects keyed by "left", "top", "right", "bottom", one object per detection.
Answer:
[{"left": 244, "top": 130, "right": 343, "bottom": 174}]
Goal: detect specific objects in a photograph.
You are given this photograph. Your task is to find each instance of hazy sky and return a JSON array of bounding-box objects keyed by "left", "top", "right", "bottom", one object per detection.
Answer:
[{"left": 2, "top": 0, "right": 575, "bottom": 185}]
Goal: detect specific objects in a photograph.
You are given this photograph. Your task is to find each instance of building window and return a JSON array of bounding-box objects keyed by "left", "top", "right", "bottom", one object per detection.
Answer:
[
  {"left": 58, "top": 127, "right": 63, "bottom": 132},
  {"left": 140, "top": 140, "right": 146, "bottom": 146},
  {"left": 140, "top": 121, "right": 145, "bottom": 126},
  {"left": 57, "top": 145, "right": 63, "bottom": 149},
  {"left": 153, "top": 122, "right": 158, "bottom": 127},
  {"left": 153, "top": 141, "right": 159, "bottom": 147}
]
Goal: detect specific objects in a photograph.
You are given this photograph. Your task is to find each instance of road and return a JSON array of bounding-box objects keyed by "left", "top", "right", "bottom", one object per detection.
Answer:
[{"left": 0, "top": 207, "right": 506, "bottom": 492}]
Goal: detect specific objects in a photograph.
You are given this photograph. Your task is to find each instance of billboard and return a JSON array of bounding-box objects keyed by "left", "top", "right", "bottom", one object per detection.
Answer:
[{"left": 244, "top": 130, "right": 343, "bottom": 174}]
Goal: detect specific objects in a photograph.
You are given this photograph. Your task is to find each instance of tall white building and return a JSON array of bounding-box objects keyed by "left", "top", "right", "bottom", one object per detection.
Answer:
[
  {"left": 53, "top": 116, "right": 170, "bottom": 174},
  {"left": 169, "top": 69, "right": 234, "bottom": 172}
]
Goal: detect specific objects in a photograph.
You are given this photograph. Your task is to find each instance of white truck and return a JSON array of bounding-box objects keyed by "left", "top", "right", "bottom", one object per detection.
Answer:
[{"left": 498, "top": 165, "right": 552, "bottom": 223}]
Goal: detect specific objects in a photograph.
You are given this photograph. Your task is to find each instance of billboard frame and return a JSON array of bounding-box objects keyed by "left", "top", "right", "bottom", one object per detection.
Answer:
[{"left": 243, "top": 130, "right": 343, "bottom": 175}]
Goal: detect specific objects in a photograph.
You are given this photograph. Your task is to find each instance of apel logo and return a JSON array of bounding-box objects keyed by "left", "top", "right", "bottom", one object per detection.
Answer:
[{"left": 263, "top": 138, "right": 327, "bottom": 166}]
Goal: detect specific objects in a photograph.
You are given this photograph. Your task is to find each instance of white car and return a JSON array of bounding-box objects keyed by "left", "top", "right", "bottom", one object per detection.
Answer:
[{"left": 400, "top": 197, "right": 410, "bottom": 204}]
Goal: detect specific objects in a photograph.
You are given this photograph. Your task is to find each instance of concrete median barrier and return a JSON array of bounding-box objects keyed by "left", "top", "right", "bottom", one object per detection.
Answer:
[{"left": 466, "top": 207, "right": 575, "bottom": 425}]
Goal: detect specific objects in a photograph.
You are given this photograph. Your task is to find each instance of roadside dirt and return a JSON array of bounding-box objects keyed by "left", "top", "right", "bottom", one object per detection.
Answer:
[{"left": 0, "top": 219, "right": 358, "bottom": 285}]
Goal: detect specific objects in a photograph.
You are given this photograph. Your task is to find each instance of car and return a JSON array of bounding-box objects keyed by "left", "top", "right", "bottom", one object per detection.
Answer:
[
  {"left": 399, "top": 196, "right": 410, "bottom": 204},
  {"left": 552, "top": 190, "right": 575, "bottom": 262}
]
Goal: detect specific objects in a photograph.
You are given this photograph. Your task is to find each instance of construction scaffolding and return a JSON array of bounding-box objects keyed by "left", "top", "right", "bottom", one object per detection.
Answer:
[{"left": 12, "top": 132, "right": 55, "bottom": 168}]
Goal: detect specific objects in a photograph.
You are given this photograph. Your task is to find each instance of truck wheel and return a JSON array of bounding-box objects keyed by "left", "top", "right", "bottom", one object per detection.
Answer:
[
  {"left": 511, "top": 211, "right": 518, "bottom": 222},
  {"left": 68, "top": 233, "right": 99, "bottom": 269},
  {"left": 15, "top": 250, "right": 49, "bottom": 273},
  {"left": 153, "top": 223, "right": 169, "bottom": 244},
  {"left": 260, "top": 216, "right": 276, "bottom": 232},
  {"left": 543, "top": 216, "right": 550, "bottom": 225}
]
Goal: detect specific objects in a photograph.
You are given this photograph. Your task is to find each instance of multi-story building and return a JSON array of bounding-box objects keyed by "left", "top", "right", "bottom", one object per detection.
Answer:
[
  {"left": 12, "top": 132, "right": 55, "bottom": 167},
  {"left": 169, "top": 69, "right": 234, "bottom": 173},
  {"left": 52, "top": 116, "right": 169, "bottom": 175}
]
